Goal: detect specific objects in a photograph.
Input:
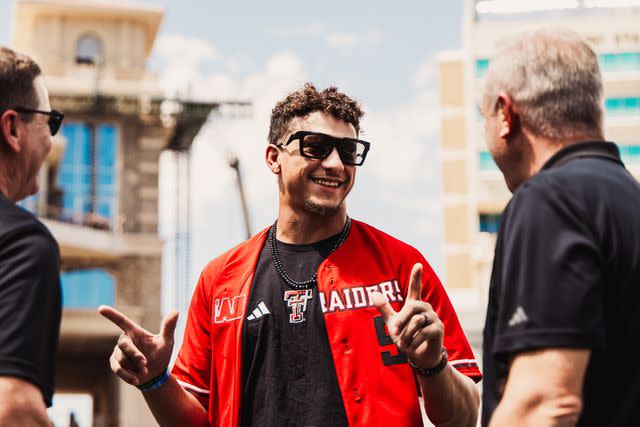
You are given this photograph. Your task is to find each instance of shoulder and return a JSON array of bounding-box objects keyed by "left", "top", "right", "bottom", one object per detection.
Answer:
[
  {"left": 200, "top": 227, "right": 270, "bottom": 281},
  {"left": 0, "top": 205, "right": 58, "bottom": 259},
  {"left": 350, "top": 219, "right": 421, "bottom": 258},
  {"left": 349, "top": 219, "right": 433, "bottom": 282}
]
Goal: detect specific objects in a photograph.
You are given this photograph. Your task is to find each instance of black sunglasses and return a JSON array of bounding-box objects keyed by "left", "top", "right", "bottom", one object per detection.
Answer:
[
  {"left": 13, "top": 107, "right": 65, "bottom": 136},
  {"left": 279, "top": 131, "right": 371, "bottom": 166}
]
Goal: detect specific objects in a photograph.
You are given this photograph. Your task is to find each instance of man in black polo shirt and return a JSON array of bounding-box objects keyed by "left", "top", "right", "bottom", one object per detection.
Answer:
[
  {"left": 0, "top": 46, "right": 63, "bottom": 425},
  {"left": 481, "top": 30, "right": 640, "bottom": 426}
]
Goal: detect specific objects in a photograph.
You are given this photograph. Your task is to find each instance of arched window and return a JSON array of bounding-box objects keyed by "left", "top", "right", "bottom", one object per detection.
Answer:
[{"left": 75, "top": 34, "right": 103, "bottom": 65}]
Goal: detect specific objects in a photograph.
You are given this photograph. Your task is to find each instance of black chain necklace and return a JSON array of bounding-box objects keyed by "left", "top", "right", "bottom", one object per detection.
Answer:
[{"left": 269, "top": 217, "right": 351, "bottom": 290}]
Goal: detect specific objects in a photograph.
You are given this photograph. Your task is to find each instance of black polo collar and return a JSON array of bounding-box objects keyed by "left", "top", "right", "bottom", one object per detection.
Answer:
[{"left": 542, "top": 141, "right": 622, "bottom": 170}]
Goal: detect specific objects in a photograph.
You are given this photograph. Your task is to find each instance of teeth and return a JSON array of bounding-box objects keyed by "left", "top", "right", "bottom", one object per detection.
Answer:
[{"left": 312, "top": 178, "right": 341, "bottom": 187}]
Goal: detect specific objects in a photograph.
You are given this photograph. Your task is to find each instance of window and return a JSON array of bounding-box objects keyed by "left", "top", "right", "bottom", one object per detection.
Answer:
[
  {"left": 58, "top": 123, "right": 118, "bottom": 227},
  {"left": 619, "top": 145, "right": 640, "bottom": 166},
  {"left": 480, "top": 213, "right": 501, "bottom": 233},
  {"left": 76, "top": 34, "right": 103, "bottom": 64},
  {"left": 605, "top": 97, "right": 640, "bottom": 116},
  {"left": 479, "top": 151, "right": 499, "bottom": 171},
  {"left": 476, "top": 59, "right": 490, "bottom": 78},
  {"left": 61, "top": 269, "right": 115, "bottom": 309},
  {"left": 599, "top": 52, "right": 640, "bottom": 73},
  {"left": 473, "top": 52, "right": 640, "bottom": 78}
]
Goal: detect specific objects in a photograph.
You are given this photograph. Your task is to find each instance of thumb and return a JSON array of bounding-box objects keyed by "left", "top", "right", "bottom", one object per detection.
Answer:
[
  {"left": 160, "top": 311, "right": 179, "bottom": 341},
  {"left": 371, "top": 291, "right": 397, "bottom": 324}
]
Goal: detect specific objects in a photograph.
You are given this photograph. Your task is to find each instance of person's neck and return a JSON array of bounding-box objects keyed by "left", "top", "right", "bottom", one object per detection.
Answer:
[
  {"left": 507, "top": 131, "right": 604, "bottom": 191},
  {"left": 275, "top": 206, "right": 347, "bottom": 245},
  {"left": 528, "top": 132, "right": 604, "bottom": 175},
  {"left": 0, "top": 171, "right": 15, "bottom": 202}
]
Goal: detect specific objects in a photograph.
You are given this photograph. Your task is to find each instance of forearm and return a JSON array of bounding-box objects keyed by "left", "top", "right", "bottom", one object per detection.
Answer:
[
  {"left": 0, "top": 378, "right": 51, "bottom": 427},
  {"left": 489, "top": 392, "right": 582, "bottom": 427},
  {"left": 489, "top": 348, "right": 587, "bottom": 427},
  {"left": 418, "top": 365, "right": 479, "bottom": 427},
  {"left": 141, "top": 375, "right": 208, "bottom": 427},
  {"left": 0, "top": 405, "right": 51, "bottom": 427}
]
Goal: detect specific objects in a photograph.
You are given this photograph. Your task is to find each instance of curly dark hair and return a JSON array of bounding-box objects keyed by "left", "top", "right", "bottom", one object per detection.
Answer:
[{"left": 268, "top": 83, "right": 364, "bottom": 145}]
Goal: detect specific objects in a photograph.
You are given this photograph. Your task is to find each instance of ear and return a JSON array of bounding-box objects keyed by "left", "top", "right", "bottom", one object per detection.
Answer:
[
  {"left": 0, "top": 110, "right": 21, "bottom": 153},
  {"left": 265, "top": 144, "right": 281, "bottom": 174},
  {"left": 496, "top": 93, "right": 519, "bottom": 140}
]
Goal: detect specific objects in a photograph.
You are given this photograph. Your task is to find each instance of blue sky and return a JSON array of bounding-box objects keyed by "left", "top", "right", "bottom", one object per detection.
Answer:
[
  {"left": 1, "top": 0, "right": 465, "bottom": 286},
  {"left": 146, "top": 0, "right": 463, "bottom": 107}
]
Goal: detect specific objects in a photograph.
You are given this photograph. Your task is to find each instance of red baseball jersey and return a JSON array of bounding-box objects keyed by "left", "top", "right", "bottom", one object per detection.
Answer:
[{"left": 173, "top": 219, "right": 481, "bottom": 426}]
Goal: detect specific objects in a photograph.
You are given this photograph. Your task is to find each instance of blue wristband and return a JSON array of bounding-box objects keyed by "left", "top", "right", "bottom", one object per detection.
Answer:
[{"left": 137, "top": 369, "right": 170, "bottom": 392}]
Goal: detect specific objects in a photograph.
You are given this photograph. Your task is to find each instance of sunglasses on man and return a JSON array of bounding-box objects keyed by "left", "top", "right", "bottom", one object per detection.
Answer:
[
  {"left": 278, "top": 131, "right": 371, "bottom": 166},
  {"left": 13, "top": 107, "right": 65, "bottom": 136}
]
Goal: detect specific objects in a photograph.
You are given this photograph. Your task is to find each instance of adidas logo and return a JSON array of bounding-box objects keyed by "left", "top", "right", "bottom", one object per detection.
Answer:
[
  {"left": 247, "top": 301, "right": 270, "bottom": 321},
  {"left": 508, "top": 306, "right": 528, "bottom": 327}
]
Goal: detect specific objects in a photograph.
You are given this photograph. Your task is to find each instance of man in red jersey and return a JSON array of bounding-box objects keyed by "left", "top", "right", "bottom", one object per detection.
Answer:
[{"left": 100, "top": 83, "right": 481, "bottom": 426}]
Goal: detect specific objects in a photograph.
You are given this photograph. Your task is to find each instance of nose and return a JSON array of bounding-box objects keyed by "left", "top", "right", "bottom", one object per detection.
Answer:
[{"left": 321, "top": 147, "right": 345, "bottom": 172}]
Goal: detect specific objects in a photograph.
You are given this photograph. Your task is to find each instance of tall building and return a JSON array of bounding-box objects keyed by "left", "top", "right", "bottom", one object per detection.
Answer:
[
  {"left": 438, "top": 0, "right": 640, "bottom": 359},
  {"left": 11, "top": 1, "right": 218, "bottom": 425}
]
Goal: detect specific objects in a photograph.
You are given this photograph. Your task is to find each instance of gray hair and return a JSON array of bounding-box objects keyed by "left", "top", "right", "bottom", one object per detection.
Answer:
[{"left": 483, "top": 29, "right": 603, "bottom": 141}]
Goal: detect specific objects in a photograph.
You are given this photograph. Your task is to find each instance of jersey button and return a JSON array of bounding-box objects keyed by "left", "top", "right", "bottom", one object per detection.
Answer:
[
  {"left": 326, "top": 264, "right": 332, "bottom": 270},
  {"left": 353, "top": 388, "right": 362, "bottom": 402}
]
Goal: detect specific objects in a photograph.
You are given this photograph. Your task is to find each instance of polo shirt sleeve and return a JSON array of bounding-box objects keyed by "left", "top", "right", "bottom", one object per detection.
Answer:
[
  {"left": 0, "top": 227, "right": 60, "bottom": 406},
  {"left": 491, "top": 180, "right": 605, "bottom": 358},
  {"left": 408, "top": 252, "right": 483, "bottom": 383},
  {"left": 172, "top": 272, "right": 212, "bottom": 407}
]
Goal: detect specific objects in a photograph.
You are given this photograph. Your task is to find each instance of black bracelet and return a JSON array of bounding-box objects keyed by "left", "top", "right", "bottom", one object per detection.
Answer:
[{"left": 409, "top": 347, "right": 448, "bottom": 377}]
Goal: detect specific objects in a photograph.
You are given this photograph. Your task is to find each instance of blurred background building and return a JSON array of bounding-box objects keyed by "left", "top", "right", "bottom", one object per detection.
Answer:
[
  {"left": 438, "top": 0, "right": 640, "bottom": 364},
  {"left": 11, "top": 0, "right": 220, "bottom": 425}
]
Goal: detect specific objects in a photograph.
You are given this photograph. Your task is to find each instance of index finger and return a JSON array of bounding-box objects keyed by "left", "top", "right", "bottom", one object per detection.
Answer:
[
  {"left": 99, "top": 305, "right": 140, "bottom": 333},
  {"left": 406, "top": 263, "right": 423, "bottom": 301}
]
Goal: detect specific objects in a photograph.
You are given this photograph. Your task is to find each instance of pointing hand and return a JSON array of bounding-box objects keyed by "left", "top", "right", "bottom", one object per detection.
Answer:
[
  {"left": 99, "top": 305, "right": 179, "bottom": 386},
  {"left": 371, "top": 263, "right": 445, "bottom": 370}
]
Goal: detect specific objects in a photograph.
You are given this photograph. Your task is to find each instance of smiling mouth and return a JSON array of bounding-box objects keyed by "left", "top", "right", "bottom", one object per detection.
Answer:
[{"left": 311, "top": 177, "right": 343, "bottom": 188}]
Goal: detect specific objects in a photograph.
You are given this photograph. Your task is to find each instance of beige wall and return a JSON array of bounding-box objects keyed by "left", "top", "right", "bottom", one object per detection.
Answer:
[
  {"left": 442, "top": 159, "right": 469, "bottom": 194},
  {"left": 439, "top": 61, "right": 466, "bottom": 107},
  {"left": 440, "top": 116, "right": 467, "bottom": 150},
  {"left": 444, "top": 253, "right": 473, "bottom": 290}
]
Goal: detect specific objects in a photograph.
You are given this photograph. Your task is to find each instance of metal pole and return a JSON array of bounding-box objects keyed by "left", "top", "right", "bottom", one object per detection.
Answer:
[
  {"left": 185, "top": 150, "right": 192, "bottom": 293},
  {"left": 228, "top": 156, "right": 252, "bottom": 239},
  {"left": 175, "top": 151, "right": 182, "bottom": 312}
]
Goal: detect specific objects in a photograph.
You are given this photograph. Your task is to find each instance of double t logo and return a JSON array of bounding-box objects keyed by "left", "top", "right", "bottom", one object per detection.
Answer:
[{"left": 284, "top": 289, "right": 313, "bottom": 323}]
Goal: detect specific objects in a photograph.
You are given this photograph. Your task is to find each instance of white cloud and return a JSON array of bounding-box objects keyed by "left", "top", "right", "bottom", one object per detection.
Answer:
[
  {"left": 363, "top": 87, "right": 440, "bottom": 185},
  {"left": 324, "top": 29, "right": 383, "bottom": 55},
  {"left": 413, "top": 59, "right": 436, "bottom": 88},
  {"left": 223, "top": 54, "right": 255, "bottom": 74},
  {"left": 155, "top": 34, "right": 222, "bottom": 98}
]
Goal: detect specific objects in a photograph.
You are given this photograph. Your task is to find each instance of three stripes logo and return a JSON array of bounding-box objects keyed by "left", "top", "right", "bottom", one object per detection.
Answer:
[{"left": 247, "top": 301, "right": 271, "bottom": 321}]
